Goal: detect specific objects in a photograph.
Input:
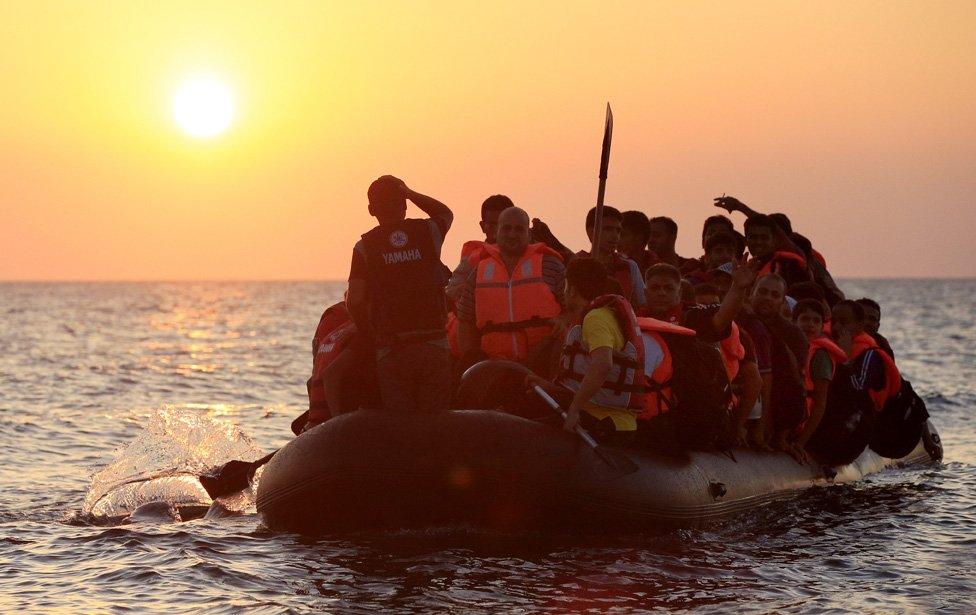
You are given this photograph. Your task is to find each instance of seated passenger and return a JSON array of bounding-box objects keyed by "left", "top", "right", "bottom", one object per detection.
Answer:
[
  {"left": 831, "top": 300, "right": 901, "bottom": 413},
  {"left": 619, "top": 210, "right": 655, "bottom": 272},
  {"left": 713, "top": 196, "right": 814, "bottom": 288},
  {"left": 456, "top": 207, "right": 565, "bottom": 367},
  {"left": 647, "top": 216, "right": 693, "bottom": 271},
  {"left": 683, "top": 231, "right": 741, "bottom": 285},
  {"left": 445, "top": 195, "right": 514, "bottom": 304},
  {"left": 736, "top": 274, "right": 809, "bottom": 452},
  {"left": 527, "top": 207, "right": 647, "bottom": 308},
  {"left": 792, "top": 299, "right": 847, "bottom": 461},
  {"left": 855, "top": 297, "right": 895, "bottom": 360}
]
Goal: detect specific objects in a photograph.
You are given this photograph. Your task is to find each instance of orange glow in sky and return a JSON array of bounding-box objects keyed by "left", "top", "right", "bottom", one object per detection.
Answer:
[{"left": 2, "top": 2, "right": 974, "bottom": 280}]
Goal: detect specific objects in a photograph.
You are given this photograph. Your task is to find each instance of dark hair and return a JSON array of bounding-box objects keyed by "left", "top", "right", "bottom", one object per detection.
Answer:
[
  {"left": 701, "top": 215, "right": 734, "bottom": 244},
  {"left": 732, "top": 230, "right": 746, "bottom": 257},
  {"left": 770, "top": 213, "right": 793, "bottom": 235},
  {"left": 855, "top": 297, "right": 881, "bottom": 314},
  {"left": 680, "top": 279, "right": 696, "bottom": 303},
  {"left": 694, "top": 282, "right": 719, "bottom": 297},
  {"left": 786, "top": 281, "right": 826, "bottom": 303},
  {"left": 743, "top": 214, "right": 777, "bottom": 235},
  {"left": 704, "top": 231, "right": 737, "bottom": 253},
  {"left": 621, "top": 210, "right": 651, "bottom": 244},
  {"left": 367, "top": 176, "right": 405, "bottom": 217},
  {"left": 649, "top": 216, "right": 678, "bottom": 238},
  {"left": 833, "top": 299, "right": 866, "bottom": 322},
  {"left": 793, "top": 298, "right": 827, "bottom": 322},
  {"left": 644, "top": 263, "right": 681, "bottom": 284},
  {"left": 585, "top": 206, "right": 622, "bottom": 230},
  {"left": 481, "top": 195, "right": 514, "bottom": 220},
  {"left": 791, "top": 232, "right": 813, "bottom": 259},
  {"left": 566, "top": 257, "right": 610, "bottom": 301}
]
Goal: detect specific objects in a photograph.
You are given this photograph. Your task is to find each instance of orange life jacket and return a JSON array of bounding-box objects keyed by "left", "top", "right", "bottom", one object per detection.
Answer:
[
  {"left": 307, "top": 302, "right": 357, "bottom": 422},
  {"left": 849, "top": 332, "right": 902, "bottom": 412},
  {"left": 460, "top": 240, "right": 487, "bottom": 265},
  {"left": 720, "top": 322, "right": 746, "bottom": 383},
  {"left": 758, "top": 250, "right": 808, "bottom": 276},
  {"left": 798, "top": 335, "right": 848, "bottom": 432},
  {"left": 558, "top": 295, "right": 646, "bottom": 412},
  {"left": 474, "top": 243, "right": 562, "bottom": 361},
  {"left": 635, "top": 316, "right": 696, "bottom": 420}
]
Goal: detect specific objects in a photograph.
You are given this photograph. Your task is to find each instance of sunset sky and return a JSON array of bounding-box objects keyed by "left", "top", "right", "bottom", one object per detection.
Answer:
[{"left": 2, "top": 1, "right": 974, "bottom": 280}]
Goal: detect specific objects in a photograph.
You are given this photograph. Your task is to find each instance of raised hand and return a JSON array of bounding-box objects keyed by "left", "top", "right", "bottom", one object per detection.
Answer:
[
  {"left": 713, "top": 195, "right": 746, "bottom": 214},
  {"left": 730, "top": 255, "right": 760, "bottom": 290}
]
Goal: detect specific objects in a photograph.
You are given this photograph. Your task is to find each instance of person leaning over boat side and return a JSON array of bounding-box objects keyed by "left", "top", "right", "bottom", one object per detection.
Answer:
[
  {"left": 346, "top": 175, "right": 454, "bottom": 412},
  {"left": 792, "top": 299, "right": 847, "bottom": 462},
  {"left": 855, "top": 297, "right": 895, "bottom": 360},
  {"left": 455, "top": 207, "right": 565, "bottom": 367},
  {"left": 736, "top": 273, "right": 809, "bottom": 452},
  {"left": 527, "top": 258, "right": 644, "bottom": 446}
]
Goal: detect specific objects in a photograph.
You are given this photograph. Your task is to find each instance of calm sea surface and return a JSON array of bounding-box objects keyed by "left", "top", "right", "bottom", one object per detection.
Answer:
[{"left": 1, "top": 280, "right": 974, "bottom": 613}]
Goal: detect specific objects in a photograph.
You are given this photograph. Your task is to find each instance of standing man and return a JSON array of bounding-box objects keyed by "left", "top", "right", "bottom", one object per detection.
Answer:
[{"left": 346, "top": 175, "right": 454, "bottom": 412}]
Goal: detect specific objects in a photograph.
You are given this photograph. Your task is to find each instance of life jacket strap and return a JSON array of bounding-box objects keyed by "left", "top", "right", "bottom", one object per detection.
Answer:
[{"left": 480, "top": 316, "right": 552, "bottom": 334}]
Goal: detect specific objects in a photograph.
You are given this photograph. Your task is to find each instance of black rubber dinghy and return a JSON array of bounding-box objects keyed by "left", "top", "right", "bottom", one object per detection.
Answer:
[{"left": 256, "top": 409, "right": 940, "bottom": 535}]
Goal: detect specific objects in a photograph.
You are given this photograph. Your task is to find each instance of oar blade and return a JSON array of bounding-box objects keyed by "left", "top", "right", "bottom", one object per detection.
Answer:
[{"left": 199, "top": 460, "right": 255, "bottom": 499}]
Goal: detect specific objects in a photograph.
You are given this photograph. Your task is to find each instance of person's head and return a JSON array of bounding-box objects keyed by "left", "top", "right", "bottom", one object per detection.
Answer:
[
  {"left": 619, "top": 210, "right": 651, "bottom": 258},
  {"left": 480, "top": 195, "right": 514, "bottom": 244},
  {"left": 793, "top": 298, "right": 827, "bottom": 339},
  {"left": 647, "top": 216, "right": 678, "bottom": 255},
  {"left": 750, "top": 273, "right": 787, "bottom": 318},
  {"left": 855, "top": 297, "right": 882, "bottom": 334},
  {"left": 585, "top": 206, "right": 623, "bottom": 257},
  {"left": 644, "top": 263, "right": 682, "bottom": 316},
  {"left": 495, "top": 207, "right": 531, "bottom": 258},
  {"left": 791, "top": 232, "right": 813, "bottom": 259},
  {"left": 770, "top": 213, "right": 793, "bottom": 235},
  {"left": 367, "top": 176, "right": 407, "bottom": 222},
  {"left": 743, "top": 215, "right": 777, "bottom": 259},
  {"left": 565, "top": 257, "right": 610, "bottom": 310},
  {"left": 701, "top": 215, "right": 734, "bottom": 249},
  {"left": 694, "top": 283, "right": 721, "bottom": 306},
  {"left": 711, "top": 266, "right": 733, "bottom": 298},
  {"left": 831, "top": 300, "right": 866, "bottom": 341},
  {"left": 703, "top": 232, "right": 738, "bottom": 269}
]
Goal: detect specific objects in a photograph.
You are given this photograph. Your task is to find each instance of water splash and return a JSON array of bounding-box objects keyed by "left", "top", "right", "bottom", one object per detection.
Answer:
[{"left": 83, "top": 407, "right": 264, "bottom": 521}]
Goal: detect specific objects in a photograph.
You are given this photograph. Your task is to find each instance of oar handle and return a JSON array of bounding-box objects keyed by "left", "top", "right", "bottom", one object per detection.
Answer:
[{"left": 531, "top": 385, "right": 601, "bottom": 449}]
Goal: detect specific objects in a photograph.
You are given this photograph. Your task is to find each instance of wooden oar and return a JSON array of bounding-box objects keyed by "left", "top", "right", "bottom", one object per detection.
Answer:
[
  {"left": 529, "top": 383, "right": 638, "bottom": 475},
  {"left": 590, "top": 103, "right": 613, "bottom": 257},
  {"left": 199, "top": 450, "right": 276, "bottom": 499}
]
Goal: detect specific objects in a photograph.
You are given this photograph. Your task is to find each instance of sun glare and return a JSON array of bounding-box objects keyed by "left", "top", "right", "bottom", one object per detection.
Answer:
[{"left": 172, "top": 75, "right": 235, "bottom": 138}]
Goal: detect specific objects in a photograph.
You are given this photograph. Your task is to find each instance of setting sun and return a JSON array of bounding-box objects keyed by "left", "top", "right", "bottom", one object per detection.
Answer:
[{"left": 172, "top": 75, "right": 235, "bottom": 138}]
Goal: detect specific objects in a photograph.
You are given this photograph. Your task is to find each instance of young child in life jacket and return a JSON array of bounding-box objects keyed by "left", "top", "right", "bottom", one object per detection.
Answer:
[{"left": 792, "top": 299, "right": 847, "bottom": 462}]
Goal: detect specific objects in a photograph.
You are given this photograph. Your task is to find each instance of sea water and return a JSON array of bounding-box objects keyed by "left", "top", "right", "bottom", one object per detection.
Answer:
[{"left": 1, "top": 280, "right": 973, "bottom": 613}]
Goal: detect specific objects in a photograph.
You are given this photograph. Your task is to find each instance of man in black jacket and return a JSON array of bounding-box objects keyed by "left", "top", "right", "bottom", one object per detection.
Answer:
[{"left": 347, "top": 175, "right": 454, "bottom": 411}]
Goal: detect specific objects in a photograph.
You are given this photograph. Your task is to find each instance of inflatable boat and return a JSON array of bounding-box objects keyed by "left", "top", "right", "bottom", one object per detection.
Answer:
[{"left": 255, "top": 408, "right": 941, "bottom": 535}]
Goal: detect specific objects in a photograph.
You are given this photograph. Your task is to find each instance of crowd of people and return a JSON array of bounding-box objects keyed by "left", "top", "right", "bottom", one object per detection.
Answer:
[{"left": 301, "top": 175, "right": 925, "bottom": 465}]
